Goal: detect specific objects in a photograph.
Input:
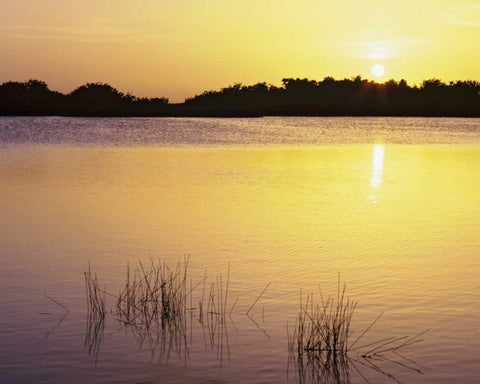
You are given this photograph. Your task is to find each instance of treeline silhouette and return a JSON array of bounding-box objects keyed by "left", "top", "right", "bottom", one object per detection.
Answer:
[
  {"left": 0, "top": 80, "right": 169, "bottom": 117},
  {"left": 1, "top": 77, "right": 479, "bottom": 117}
]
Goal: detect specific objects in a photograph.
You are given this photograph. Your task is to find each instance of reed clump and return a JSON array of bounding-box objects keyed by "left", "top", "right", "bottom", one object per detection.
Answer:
[
  {"left": 83, "top": 258, "right": 235, "bottom": 362},
  {"left": 111, "top": 257, "right": 231, "bottom": 360},
  {"left": 84, "top": 264, "right": 106, "bottom": 323},
  {"left": 288, "top": 277, "right": 428, "bottom": 383},
  {"left": 291, "top": 283, "right": 356, "bottom": 358},
  {"left": 84, "top": 264, "right": 106, "bottom": 361},
  {"left": 115, "top": 257, "right": 189, "bottom": 330}
]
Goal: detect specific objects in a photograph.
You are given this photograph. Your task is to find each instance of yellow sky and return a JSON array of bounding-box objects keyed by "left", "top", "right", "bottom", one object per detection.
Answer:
[{"left": 0, "top": 0, "right": 479, "bottom": 102}]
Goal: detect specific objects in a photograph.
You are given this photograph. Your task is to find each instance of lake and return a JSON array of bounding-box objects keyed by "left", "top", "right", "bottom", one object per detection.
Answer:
[{"left": 1, "top": 116, "right": 479, "bottom": 383}]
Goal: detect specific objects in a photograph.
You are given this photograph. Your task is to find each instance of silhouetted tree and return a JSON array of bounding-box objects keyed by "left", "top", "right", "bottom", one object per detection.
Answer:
[
  {"left": 67, "top": 83, "right": 130, "bottom": 116},
  {"left": 0, "top": 79, "right": 64, "bottom": 115},
  {"left": 0, "top": 77, "right": 479, "bottom": 117},
  {"left": 184, "top": 76, "right": 480, "bottom": 116}
]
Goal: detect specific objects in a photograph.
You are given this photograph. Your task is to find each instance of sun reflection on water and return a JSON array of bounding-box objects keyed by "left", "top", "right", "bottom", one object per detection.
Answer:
[
  {"left": 368, "top": 144, "right": 384, "bottom": 203},
  {"left": 371, "top": 144, "right": 384, "bottom": 188}
]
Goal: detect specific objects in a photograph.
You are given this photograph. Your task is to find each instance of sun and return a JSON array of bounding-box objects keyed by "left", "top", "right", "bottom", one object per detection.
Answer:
[{"left": 371, "top": 64, "right": 385, "bottom": 77}]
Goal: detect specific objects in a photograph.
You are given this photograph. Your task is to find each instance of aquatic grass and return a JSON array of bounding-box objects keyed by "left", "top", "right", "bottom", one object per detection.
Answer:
[
  {"left": 112, "top": 256, "right": 191, "bottom": 356},
  {"left": 288, "top": 276, "right": 429, "bottom": 383},
  {"left": 289, "top": 279, "right": 357, "bottom": 358},
  {"left": 84, "top": 264, "right": 106, "bottom": 364},
  {"left": 109, "top": 258, "right": 232, "bottom": 362},
  {"left": 115, "top": 256, "right": 189, "bottom": 329},
  {"left": 246, "top": 282, "right": 271, "bottom": 316},
  {"left": 84, "top": 264, "right": 106, "bottom": 323},
  {"left": 82, "top": 261, "right": 428, "bottom": 379},
  {"left": 43, "top": 294, "right": 70, "bottom": 338}
]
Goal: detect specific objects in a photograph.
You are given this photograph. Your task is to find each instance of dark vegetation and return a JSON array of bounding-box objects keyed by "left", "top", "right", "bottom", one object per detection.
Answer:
[
  {"left": 84, "top": 258, "right": 234, "bottom": 363},
  {"left": 288, "top": 280, "right": 429, "bottom": 384},
  {"left": 1, "top": 77, "right": 479, "bottom": 117},
  {"left": 83, "top": 261, "right": 426, "bottom": 382}
]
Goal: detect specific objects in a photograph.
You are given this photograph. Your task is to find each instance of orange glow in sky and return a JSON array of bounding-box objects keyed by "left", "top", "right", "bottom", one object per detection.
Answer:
[{"left": 0, "top": 0, "right": 479, "bottom": 101}]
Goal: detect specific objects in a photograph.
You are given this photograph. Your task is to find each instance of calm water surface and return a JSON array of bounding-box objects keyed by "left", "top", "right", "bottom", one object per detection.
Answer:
[{"left": 1, "top": 117, "right": 479, "bottom": 383}]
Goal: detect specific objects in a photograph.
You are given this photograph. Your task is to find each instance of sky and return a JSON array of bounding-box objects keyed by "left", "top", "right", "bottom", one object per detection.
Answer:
[{"left": 0, "top": 0, "right": 479, "bottom": 102}]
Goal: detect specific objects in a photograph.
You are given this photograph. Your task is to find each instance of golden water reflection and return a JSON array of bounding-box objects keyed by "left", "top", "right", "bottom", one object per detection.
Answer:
[
  {"left": 370, "top": 144, "right": 384, "bottom": 188},
  {"left": 1, "top": 144, "right": 480, "bottom": 383},
  {"left": 368, "top": 144, "right": 385, "bottom": 203}
]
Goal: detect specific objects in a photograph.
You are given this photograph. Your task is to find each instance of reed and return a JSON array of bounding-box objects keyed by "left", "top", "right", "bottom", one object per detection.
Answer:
[
  {"left": 290, "top": 278, "right": 356, "bottom": 358},
  {"left": 112, "top": 256, "right": 191, "bottom": 353},
  {"left": 115, "top": 257, "right": 188, "bottom": 327},
  {"left": 82, "top": 257, "right": 235, "bottom": 363},
  {"left": 84, "top": 263, "right": 106, "bottom": 322},
  {"left": 84, "top": 264, "right": 106, "bottom": 363},
  {"left": 288, "top": 276, "right": 428, "bottom": 383}
]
